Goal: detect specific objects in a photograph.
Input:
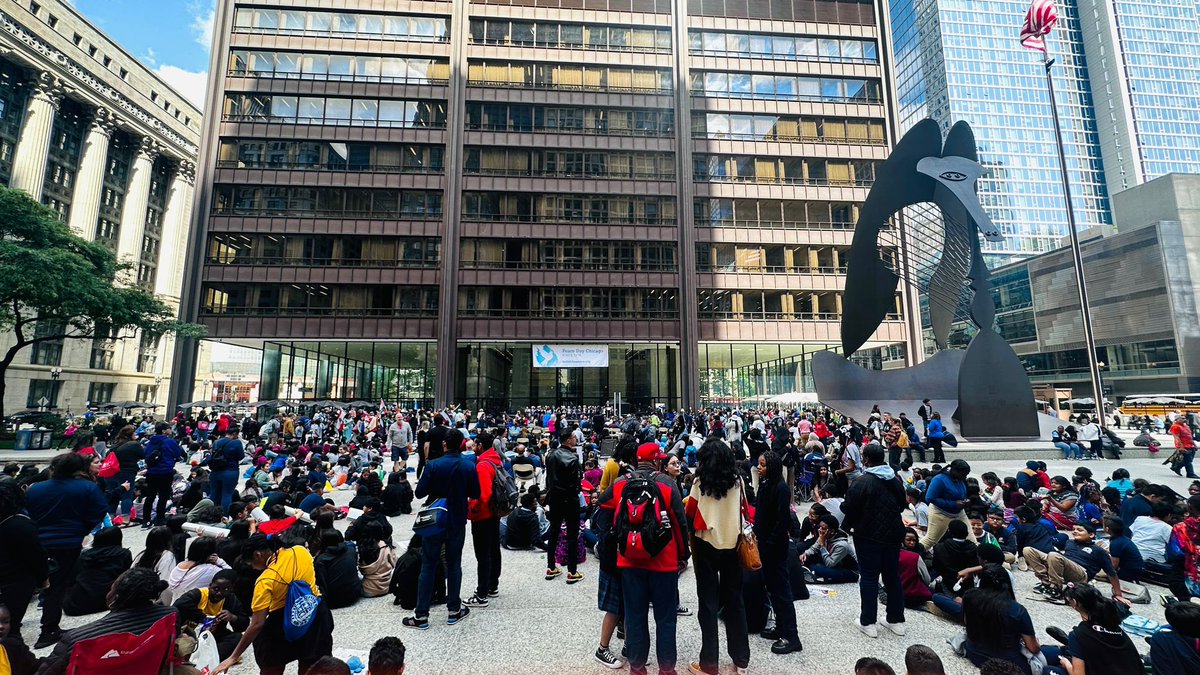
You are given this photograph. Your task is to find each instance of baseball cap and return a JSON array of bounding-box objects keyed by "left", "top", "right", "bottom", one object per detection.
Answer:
[{"left": 636, "top": 442, "right": 667, "bottom": 463}]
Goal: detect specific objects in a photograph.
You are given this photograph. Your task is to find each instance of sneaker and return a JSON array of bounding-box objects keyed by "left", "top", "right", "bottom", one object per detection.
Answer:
[
  {"left": 1160, "top": 594, "right": 1178, "bottom": 607},
  {"left": 594, "top": 646, "right": 624, "bottom": 670},
  {"left": 688, "top": 663, "right": 716, "bottom": 675},
  {"left": 882, "top": 620, "right": 906, "bottom": 636},
  {"left": 487, "top": 589, "right": 499, "bottom": 598},
  {"left": 546, "top": 568, "right": 562, "bottom": 580},
  {"left": 447, "top": 606, "right": 471, "bottom": 625},
  {"left": 1046, "top": 626, "right": 1070, "bottom": 645},
  {"left": 735, "top": 668, "right": 749, "bottom": 675},
  {"left": 402, "top": 616, "right": 429, "bottom": 630},
  {"left": 800, "top": 565, "right": 816, "bottom": 584},
  {"left": 463, "top": 594, "right": 489, "bottom": 607},
  {"left": 1032, "top": 583, "right": 1048, "bottom": 595},
  {"left": 857, "top": 622, "right": 879, "bottom": 639},
  {"left": 676, "top": 605, "right": 693, "bottom": 616},
  {"left": 34, "top": 630, "right": 62, "bottom": 650},
  {"left": 566, "top": 571, "right": 584, "bottom": 584},
  {"left": 770, "top": 638, "right": 802, "bottom": 654}
]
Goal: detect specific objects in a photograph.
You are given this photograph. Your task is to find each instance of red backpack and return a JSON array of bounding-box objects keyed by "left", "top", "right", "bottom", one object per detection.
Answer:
[
  {"left": 67, "top": 613, "right": 177, "bottom": 675},
  {"left": 613, "top": 470, "right": 673, "bottom": 562}
]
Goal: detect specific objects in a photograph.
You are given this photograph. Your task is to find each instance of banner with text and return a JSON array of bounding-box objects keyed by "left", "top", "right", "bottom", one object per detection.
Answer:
[{"left": 532, "top": 344, "right": 610, "bottom": 368}]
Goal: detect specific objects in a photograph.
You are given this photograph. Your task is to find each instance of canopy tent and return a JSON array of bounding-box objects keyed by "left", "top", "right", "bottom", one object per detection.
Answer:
[{"left": 765, "top": 392, "right": 821, "bottom": 405}]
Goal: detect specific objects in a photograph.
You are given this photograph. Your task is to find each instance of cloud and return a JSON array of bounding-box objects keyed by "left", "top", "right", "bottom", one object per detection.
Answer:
[
  {"left": 154, "top": 65, "right": 208, "bottom": 109},
  {"left": 143, "top": 47, "right": 157, "bottom": 66},
  {"left": 189, "top": 1, "right": 216, "bottom": 51}
]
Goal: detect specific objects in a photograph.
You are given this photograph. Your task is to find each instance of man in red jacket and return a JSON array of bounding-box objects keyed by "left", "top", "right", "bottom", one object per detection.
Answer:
[
  {"left": 465, "top": 432, "right": 503, "bottom": 607},
  {"left": 598, "top": 443, "right": 689, "bottom": 675}
]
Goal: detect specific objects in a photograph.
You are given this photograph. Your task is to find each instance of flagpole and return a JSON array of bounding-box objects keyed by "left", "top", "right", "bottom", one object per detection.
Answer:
[{"left": 1040, "top": 48, "right": 1107, "bottom": 420}]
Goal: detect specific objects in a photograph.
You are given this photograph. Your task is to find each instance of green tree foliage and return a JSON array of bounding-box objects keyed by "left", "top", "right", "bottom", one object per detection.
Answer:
[{"left": 0, "top": 187, "right": 205, "bottom": 418}]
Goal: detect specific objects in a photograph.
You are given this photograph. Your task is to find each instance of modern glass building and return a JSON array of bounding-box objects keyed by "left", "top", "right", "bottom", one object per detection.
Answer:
[
  {"left": 890, "top": 0, "right": 1113, "bottom": 262},
  {"left": 174, "top": 0, "right": 910, "bottom": 411}
]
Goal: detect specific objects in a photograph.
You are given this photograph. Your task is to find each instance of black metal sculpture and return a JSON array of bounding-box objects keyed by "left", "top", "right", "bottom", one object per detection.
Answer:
[{"left": 816, "top": 119, "right": 1040, "bottom": 438}]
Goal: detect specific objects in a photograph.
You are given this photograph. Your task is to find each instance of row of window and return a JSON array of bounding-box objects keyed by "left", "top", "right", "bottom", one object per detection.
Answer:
[
  {"left": 233, "top": 8, "right": 447, "bottom": 41},
  {"left": 211, "top": 186, "right": 442, "bottom": 218},
  {"left": 696, "top": 244, "right": 848, "bottom": 274},
  {"left": 460, "top": 240, "right": 677, "bottom": 272},
  {"left": 468, "top": 19, "right": 671, "bottom": 52},
  {"left": 699, "top": 289, "right": 902, "bottom": 320},
  {"left": 687, "top": 0, "right": 876, "bottom": 24},
  {"left": 464, "top": 192, "right": 675, "bottom": 224},
  {"left": 468, "top": 62, "right": 672, "bottom": 93},
  {"left": 464, "top": 148, "right": 676, "bottom": 180},
  {"left": 693, "top": 155, "right": 877, "bottom": 186},
  {"left": 207, "top": 235, "right": 441, "bottom": 267},
  {"left": 203, "top": 284, "right": 441, "bottom": 317},
  {"left": 229, "top": 51, "right": 450, "bottom": 85},
  {"left": 688, "top": 31, "right": 878, "bottom": 63},
  {"left": 465, "top": 103, "right": 675, "bottom": 136},
  {"left": 690, "top": 72, "right": 881, "bottom": 103},
  {"left": 223, "top": 95, "right": 447, "bottom": 128},
  {"left": 692, "top": 113, "right": 885, "bottom": 144},
  {"left": 217, "top": 140, "right": 444, "bottom": 173},
  {"left": 460, "top": 287, "right": 678, "bottom": 319},
  {"left": 694, "top": 198, "right": 859, "bottom": 229}
]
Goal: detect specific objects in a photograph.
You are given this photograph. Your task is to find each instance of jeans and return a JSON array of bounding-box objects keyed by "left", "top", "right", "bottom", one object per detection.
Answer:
[
  {"left": 905, "top": 444, "right": 927, "bottom": 464},
  {"left": 471, "top": 518, "right": 501, "bottom": 596},
  {"left": 391, "top": 445, "right": 409, "bottom": 463},
  {"left": 622, "top": 568, "right": 679, "bottom": 675},
  {"left": 144, "top": 473, "right": 174, "bottom": 524},
  {"left": 855, "top": 537, "right": 905, "bottom": 626},
  {"left": 888, "top": 445, "right": 902, "bottom": 471},
  {"left": 1054, "top": 442, "right": 1082, "bottom": 460},
  {"left": 545, "top": 497, "right": 581, "bottom": 573},
  {"left": 930, "top": 593, "right": 963, "bottom": 621},
  {"left": 209, "top": 468, "right": 240, "bottom": 512},
  {"left": 41, "top": 547, "right": 82, "bottom": 634},
  {"left": 107, "top": 470, "right": 137, "bottom": 516},
  {"left": 809, "top": 565, "right": 859, "bottom": 583},
  {"left": 693, "top": 539, "right": 749, "bottom": 671},
  {"left": 1179, "top": 449, "right": 1197, "bottom": 477},
  {"left": 416, "top": 526, "right": 466, "bottom": 616},
  {"left": 760, "top": 541, "right": 799, "bottom": 643}
]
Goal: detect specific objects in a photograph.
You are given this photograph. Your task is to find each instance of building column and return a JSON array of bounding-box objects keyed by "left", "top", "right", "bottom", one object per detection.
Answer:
[
  {"left": 155, "top": 160, "right": 196, "bottom": 301},
  {"left": 66, "top": 108, "right": 116, "bottom": 239},
  {"left": 9, "top": 71, "right": 63, "bottom": 196},
  {"left": 116, "top": 138, "right": 160, "bottom": 269}
]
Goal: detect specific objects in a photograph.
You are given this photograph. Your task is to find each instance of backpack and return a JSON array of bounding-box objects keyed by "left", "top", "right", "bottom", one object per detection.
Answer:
[
  {"left": 66, "top": 612, "right": 177, "bottom": 675},
  {"left": 98, "top": 451, "right": 120, "bottom": 479},
  {"left": 489, "top": 464, "right": 519, "bottom": 517},
  {"left": 144, "top": 438, "right": 163, "bottom": 468},
  {"left": 613, "top": 470, "right": 673, "bottom": 563},
  {"left": 897, "top": 430, "right": 910, "bottom": 449},
  {"left": 283, "top": 577, "right": 321, "bottom": 641}
]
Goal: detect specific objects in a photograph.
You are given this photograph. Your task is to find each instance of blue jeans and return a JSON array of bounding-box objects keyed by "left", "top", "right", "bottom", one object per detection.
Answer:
[
  {"left": 209, "top": 468, "right": 240, "bottom": 512},
  {"left": 1180, "top": 449, "right": 1197, "bottom": 477},
  {"left": 809, "top": 564, "right": 859, "bottom": 583},
  {"left": 1054, "top": 442, "right": 1081, "bottom": 460},
  {"left": 416, "top": 526, "right": 466, "bottom": 616},
  {"left": 1041, "top": 645, "right": 1064, "bottom": 675},
  {"left": 391, "top": 445, "right": 409, "bottom": 462},
  {"left": 855, "top": 537, "right": 905, "bottom": 626},
  {"left": 930, "top": 593, "right": 963, "bottom": 621},
  {"left": 107, "top": 470, "right": 137, "bottom": 516},
  {"left": 621, "top": 568, "right": 679, "bottom": 675}
]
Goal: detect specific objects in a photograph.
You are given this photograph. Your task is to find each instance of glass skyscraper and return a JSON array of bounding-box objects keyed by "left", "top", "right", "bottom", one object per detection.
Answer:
[{"left": 890, "top": 0, "right": 1113, "bottom": 261}]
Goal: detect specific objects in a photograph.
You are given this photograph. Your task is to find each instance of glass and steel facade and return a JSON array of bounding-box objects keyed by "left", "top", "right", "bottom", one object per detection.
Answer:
[
  {"left": 891, "top": 0, "right": 1112, "bottom": 262},
  {"left": 179, "top": 0, "right": 909, "bottom": 412}
]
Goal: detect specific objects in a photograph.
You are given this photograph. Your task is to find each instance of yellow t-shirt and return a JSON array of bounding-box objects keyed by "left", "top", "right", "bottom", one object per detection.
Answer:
[
  {"left": 197, "top": 587, "right": 225, "bottom": 617},
  {"left": 250, "top": 546, "right": 321, "bottom": 614},
  {"left": 599, "top": 459, "right": 622, "bottom": 493},
  {"left": 0, "top": 643, "right": 11, "bottom": 675}
]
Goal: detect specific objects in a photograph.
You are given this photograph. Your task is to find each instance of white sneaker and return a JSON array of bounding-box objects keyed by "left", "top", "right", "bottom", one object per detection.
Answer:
[
  {"left": 857, "top": 622, "right": 879, "bottom": 638},
  {"left": 735, "top": 668, "right": 749, "bottom": 675},
  {"left": 883, "top": 620, "right": 906, "bottom": 636}
]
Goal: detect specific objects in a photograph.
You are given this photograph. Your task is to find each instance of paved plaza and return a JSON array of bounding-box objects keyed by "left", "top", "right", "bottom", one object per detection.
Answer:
[{"left": 29, "top": 453, "right": 1194, "bottom": 675}]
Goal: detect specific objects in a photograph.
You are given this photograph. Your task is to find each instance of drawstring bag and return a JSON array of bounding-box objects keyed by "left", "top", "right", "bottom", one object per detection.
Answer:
[{"left": 283, "top": 555, "right": 322, "bottom": 641}]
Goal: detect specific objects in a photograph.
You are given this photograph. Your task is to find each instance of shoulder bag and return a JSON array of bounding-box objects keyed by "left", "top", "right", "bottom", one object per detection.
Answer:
[{"left": 736, "top": 480, "right": 762, "bottom": 571}]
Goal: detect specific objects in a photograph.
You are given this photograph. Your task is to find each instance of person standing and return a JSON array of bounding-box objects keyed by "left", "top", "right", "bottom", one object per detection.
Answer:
[
  {"left": 920, "top": 459, "right": 973, "bottom": 549},
  {"left": 208, "top": 427, "right": 246, "bottom": 512},
  {"left": 388, "top": 414, "right": 414, "bottom": 470},
  {"left": 685, "top": 438, "right": 750, "bottom": 675},
  {"left": 403, "top": 429, "right": 479, "bottom": 629},
  {"left": 142, "top": 422, "right": 185, "bottom": 526},
  {"left": 0, "top": 481, "right": 49, "bottom": 641},
  {"left": 925, "top": 412, "right": 946, "bottom": 463},
  {"left": 25, "top": 452, "right": 108, "bottom": 649},
  {"left": 754, "top": 450, "right": 802, "bottom": 655},
  {"left": 107, "top": 425, "right": 143, "bottom": 519},
  {"left": 545, "top": 432, "right": 584, "bottom": 583},
  {"left": 917, "top": 400, "right": 932, "bottom": 436},
  {"left": 842, "top": 443, "right": 907, "bottom": 639},
  {"left": 465, "top": 432, "right": 504, "bottom": 607},
  {"left": 1170, "top": 415, "right": 1199, "bottom": 479}
]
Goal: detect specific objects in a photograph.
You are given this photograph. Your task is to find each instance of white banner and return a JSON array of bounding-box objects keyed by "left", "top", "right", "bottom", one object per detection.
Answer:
[{"left": 532, "top": 344, "right": 609, "bottom": 368}]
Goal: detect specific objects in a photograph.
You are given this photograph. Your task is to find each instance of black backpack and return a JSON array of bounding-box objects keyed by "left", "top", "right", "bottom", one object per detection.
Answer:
[{"left": 613, "top": 470, "right": 673, "bottom": 563}]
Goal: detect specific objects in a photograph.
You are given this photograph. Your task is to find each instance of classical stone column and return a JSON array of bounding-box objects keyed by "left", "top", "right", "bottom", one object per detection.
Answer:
[
  {"left": 9, "top": 71, "right": 63, "bottom": 196},
  {"left": 116, "top": 137, "right": 160, "bottom": 272},
  {"left": 154, "top": 160, "right": 195, "bottom": 301},
  {"left": 66, "top": 108, "right": 116, "bottom": 239}
]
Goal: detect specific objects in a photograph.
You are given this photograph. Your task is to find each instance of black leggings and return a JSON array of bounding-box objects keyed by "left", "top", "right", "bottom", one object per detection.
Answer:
[{"left": 143, "top": 474, "right": 174, "bottom": 524}]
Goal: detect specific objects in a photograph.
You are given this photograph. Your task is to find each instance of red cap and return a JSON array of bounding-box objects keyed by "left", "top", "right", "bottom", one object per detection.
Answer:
[{"left": 637, "top": 442, "right": 667, "bottom": 463}]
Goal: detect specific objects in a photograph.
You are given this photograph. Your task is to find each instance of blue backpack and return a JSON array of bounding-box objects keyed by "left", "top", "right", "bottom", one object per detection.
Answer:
[{"left": 282, "top": 555, "right": 322, "bottom": 641}]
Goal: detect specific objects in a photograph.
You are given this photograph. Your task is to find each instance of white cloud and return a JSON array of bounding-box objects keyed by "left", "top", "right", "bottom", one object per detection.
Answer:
[
  {"left": 143, "top": 47, "right": 157, "bottom": 66},
  {"left": 189, "top": 1, "right": 216, "bottom": 51},
  {"left": 155, "top": 65, "right": 208, "bottom": 109}
]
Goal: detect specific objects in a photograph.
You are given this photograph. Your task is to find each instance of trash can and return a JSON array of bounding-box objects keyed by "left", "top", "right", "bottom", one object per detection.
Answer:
[{"left": 14, "top": 428, "right": 53, "bottom": 451}]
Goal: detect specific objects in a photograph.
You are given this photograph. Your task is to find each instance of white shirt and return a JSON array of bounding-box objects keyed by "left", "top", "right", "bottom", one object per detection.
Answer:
[
  {"left": 1130, "top": 516, "right": 1172, "bottom": 563},
  {"left": 1078, "top": 423, "right": 1100, "bottom": 442}
]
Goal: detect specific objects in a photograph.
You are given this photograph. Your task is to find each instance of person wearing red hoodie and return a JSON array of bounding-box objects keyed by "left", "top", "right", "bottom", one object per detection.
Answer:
[{"left": 465, "top": 432, "right": 503, "bottom": 608}]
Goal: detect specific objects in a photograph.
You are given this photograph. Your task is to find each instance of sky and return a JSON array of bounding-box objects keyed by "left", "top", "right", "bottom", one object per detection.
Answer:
[{"left": 69, "top": 0, "right": 215, "bottom": 108}]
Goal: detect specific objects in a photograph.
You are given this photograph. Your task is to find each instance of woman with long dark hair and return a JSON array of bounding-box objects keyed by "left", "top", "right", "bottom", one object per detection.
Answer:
[
  {"left": 961, "top": 564, "right": 1044, "bottom": 673},
  {"left": 1049, "top": 584, "right": 1141, "bottom": 675},
  {"left": 133, "top": 525, "right": 176, "bottom": 604},
  {"left": 107, "top": 425, "right": 142, "bottom": 519},
  {"left": 685, "top": 437, "right": 750, "bottom": 674},
  {"left": 753, "top": 450, "right": 802, "bottom": 655}
]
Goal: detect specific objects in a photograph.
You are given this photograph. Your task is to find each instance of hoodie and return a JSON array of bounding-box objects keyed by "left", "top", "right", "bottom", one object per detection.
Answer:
[
  {"left": 468, "top": 448, "right": 504, "bottom": 521},
  {"left": 931, "top": 537, "right": 978, "bottom": 586},
  {"left": 144, "top": 434, "right": 185, "bottom": 476},
  {"left": 314, "top": 542, "right": 362, "bottom": 609},
  {"left": 841, "top": 462, "right": 906, "bottom": 545},
  {"left": 63, "top": 545, "right": 133, "bottom": 616}
]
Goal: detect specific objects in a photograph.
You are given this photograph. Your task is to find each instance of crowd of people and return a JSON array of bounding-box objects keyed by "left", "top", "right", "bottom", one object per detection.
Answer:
[{"left": 0, "top": 402, "right": 1197, "bottom": 675}]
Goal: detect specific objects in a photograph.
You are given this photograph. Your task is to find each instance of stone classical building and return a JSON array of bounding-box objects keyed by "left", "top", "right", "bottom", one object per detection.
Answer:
[{"left": 0, "top": 0, "right": 200, "bottom": 416}]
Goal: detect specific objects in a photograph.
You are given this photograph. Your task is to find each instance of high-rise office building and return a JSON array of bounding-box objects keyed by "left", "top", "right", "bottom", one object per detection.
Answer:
[
  {"left": 890, "top": 0, "right": 1113, "bottom": 261},
  {"left": 177, "top": 0, "right": 908, "bottom": 410},
  {"left": 0, "top": 0, "right": 200, "bottom": 415},
  {"left": 1076, "top": 0, "right": 1200, "bottom": 196}
]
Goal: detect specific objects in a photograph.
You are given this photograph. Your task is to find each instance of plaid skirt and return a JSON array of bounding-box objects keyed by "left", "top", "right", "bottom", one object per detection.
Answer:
[{"left": 597, "top": 568, "right": 623, "bottom": 615}]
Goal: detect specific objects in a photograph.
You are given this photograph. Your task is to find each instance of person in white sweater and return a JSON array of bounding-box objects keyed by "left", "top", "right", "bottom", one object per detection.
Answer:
[
  {"left": 132, "top": 525, "right": 177, "bottom": 605},
  {"left": 165, "top": 536, "right": 230, "bottom": 604}
]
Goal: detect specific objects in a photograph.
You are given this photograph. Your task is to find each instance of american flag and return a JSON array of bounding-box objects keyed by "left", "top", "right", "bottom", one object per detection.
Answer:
[{"left": 1020, "top": 0, "right": 1059, "bottom": 52}]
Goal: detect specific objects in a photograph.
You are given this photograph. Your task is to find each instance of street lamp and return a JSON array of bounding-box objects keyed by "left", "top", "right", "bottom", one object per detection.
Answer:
[
  {"left": 154, "top": 375, "right": 163, "bottom": 407},
  {"left": 50, "top": 367, "right": 62, "bottom": 409}
]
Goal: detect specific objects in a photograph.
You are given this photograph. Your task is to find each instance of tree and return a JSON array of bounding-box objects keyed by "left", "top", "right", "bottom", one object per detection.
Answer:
[{"left": 0, "top": 187, "right": 206, "bottom": 419}]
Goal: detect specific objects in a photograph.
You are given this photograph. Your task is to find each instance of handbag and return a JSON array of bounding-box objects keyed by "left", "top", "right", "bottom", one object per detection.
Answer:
[{"left": 736, "top": 480, "right": 762, "bottom": 571}]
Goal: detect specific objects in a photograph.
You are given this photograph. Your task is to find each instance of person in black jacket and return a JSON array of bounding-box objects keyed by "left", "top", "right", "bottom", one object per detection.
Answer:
[
  {"left": 0, "top": 482, "right": 49, "bottom": 640},
  {"left": 107, "top": 425, "right": 143, "bottom": 519},
  {"left": 63, "top": 526, "right": 133, "bottom": 616},
  {"left": 172, "top": 569, "right": 250, "bottom": 660},
  {"left": 312, "top": 530, "right": 362, "bottom": 609},
  {"left": 345, "top": 498, "right": 393, "bottom": 547},
  {"left": 753, "top": 450, "right": 801, "bottom": 655},
  {"left": 841, "top": 443, "right": 907, "bottom": 639},
  {"left": 381, "top": 471, "right": 414, "bottom": 516}
]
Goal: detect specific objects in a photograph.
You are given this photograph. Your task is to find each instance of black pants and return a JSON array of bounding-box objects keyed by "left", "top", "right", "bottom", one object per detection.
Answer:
[
  {"left": 41, "top": 547, "right": 82, "bottom": 634},
  {"left": 887, "top": 444, "right": 902, "bottom": 471},
  {"left": 471, "top": 517, "right": 502, "bottom": 596},
  {"left": 144, "top": 473, "right": 174, "bottom": 524},
  {"left": 929, "top": 437, "right": 945, "bottom": 463},
  {"left": 0, "top": 580, "right": 37, "bottom": 638},
  {"left": 546, "top": 496, "right": 581, "bottom": 573},
  {"left": 693, "top": 538, "right": 750, "bottom": 671},
  {"left": 759, "top": 541, "right": 799, "bottom": 643},
  {"left": 905, "top": 443, "right": 927, "bottom": 464}
]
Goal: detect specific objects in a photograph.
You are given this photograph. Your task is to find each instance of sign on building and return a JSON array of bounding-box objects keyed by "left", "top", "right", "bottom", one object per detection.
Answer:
[{"left": 533, "top": 344, "right": 609, "bottom": 368}]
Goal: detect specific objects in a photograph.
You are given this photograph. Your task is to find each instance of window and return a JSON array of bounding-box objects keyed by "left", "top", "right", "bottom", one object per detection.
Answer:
[
  {"left": 29, "top": 319, "right": 64, "bottom": 365},
  {"left": 27, "top": 379, "right": 58, "bottom": 409},
  {"left": 135, "top": 384, "right": 158, "bottom": 403},
  {"left": 87, "top": 382, "right": 115, "bottom": 405}
]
